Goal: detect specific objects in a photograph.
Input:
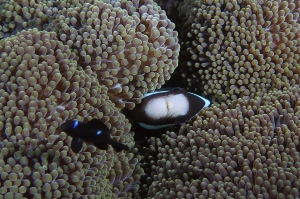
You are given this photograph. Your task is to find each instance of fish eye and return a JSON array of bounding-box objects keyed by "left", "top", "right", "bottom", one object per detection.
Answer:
[
  {"left": 73, "top": 120, "right": 79, "bottom": 129},
  {"left": 96, "top": 130, "right": 102, "bottom": 135}
]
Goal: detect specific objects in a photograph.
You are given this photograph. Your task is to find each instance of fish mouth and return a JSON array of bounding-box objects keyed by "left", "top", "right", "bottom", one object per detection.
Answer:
[
  {"left": 60, "top": 121, "right": 73, "bottom": 133},
  {"left": 60, "top": 122, "right": 68, "bottom": 131}
]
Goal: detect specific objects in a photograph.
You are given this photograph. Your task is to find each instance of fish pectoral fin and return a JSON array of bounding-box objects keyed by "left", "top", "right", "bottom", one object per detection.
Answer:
[
  {"left": 71, "top": 137, "right": 83, "bottom": 153},
  {"left": 109, "top": 140, "right": 130, "bottom": 152},
  {"left": 94, "top": 143, "right": 109, "bottom": 150}
]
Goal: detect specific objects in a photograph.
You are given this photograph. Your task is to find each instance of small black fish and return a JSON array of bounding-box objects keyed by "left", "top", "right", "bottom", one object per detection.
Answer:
[{"left": 60, "top": 119, "right": 129, "bottom": 153}]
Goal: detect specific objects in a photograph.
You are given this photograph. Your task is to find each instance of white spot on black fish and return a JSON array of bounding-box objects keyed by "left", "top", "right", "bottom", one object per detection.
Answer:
[{"left": 73, "top": 120, "right": 79, "bottom": 128}]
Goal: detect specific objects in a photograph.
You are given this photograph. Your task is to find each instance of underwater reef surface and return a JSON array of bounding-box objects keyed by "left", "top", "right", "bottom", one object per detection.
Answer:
[
  {"left": 0, "top": 0, "right": 179, "bottom": 198},
  {"left": 0, "top": 0, "right": 300, "bottom": 199},
  {"left": 0, "top": 28, "right": 140, "bottom": 198},
  {"left": 169, "top": 0, "right": 300, "bottom": 104},
  {"left": 0, "top": 0, "right": 180, "bottom": 110},
  {"left": 139, "top": 85, "right": 300, "bottom": 198},
  {"left": 139, "top": 0, "right": 300, "bottom": 198}
]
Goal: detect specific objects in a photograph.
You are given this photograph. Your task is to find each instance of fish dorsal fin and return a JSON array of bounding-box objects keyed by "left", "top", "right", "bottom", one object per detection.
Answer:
[
  {"left": 170, "top": 87, "right": 186, "bottom": 94},
  {"left": 142, "top": 87, "right": 186, "bottom": 99},
  {"left": 87, "top": 119, "right": 110, "bottom": 131}
]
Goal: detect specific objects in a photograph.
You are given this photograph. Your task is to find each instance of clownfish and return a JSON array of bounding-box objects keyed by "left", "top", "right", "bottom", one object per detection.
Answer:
[
  {"left": 128, "top": 87, "right": 210, "bottom": 130},
  {"left": 60, "top": 119, "right": 129, "bottom": 153}
]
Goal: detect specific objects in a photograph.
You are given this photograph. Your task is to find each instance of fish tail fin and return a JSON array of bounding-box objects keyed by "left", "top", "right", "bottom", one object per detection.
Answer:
[{"left": 109, "top": 140, "right": 130, "bottom": 152}]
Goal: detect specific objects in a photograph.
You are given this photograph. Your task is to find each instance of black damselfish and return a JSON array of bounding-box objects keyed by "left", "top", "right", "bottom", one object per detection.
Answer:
[{"left": 60, "top": 119, "right": 129, "bottom": 153}]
